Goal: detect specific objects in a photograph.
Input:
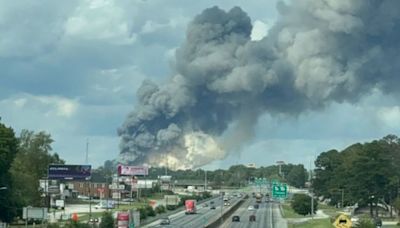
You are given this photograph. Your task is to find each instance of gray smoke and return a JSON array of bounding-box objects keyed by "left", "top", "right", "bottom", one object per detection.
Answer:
[{"left": 118, "top": 1, "right": 400, "bottom": 168}]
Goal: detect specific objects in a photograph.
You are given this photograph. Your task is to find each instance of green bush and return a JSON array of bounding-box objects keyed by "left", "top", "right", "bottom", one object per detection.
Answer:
[
  {"left": 99, "top": 212, "right": 114, "bottom": 228},
  {"left": 291, "top": 193, "right": 318, "bottom": 216},
  {"left": 155, "top": 205, "right": 166, "bottom": 214},
  {"left": 139, "top": 208, "right": 147, "bottom": 220},
  {"left": 65, "top": 221, "right": 90, "bottom": 228},
  {"left": 146, "top": 205, "right": 156, "bottom": 217},
  {"left": 353, "top": 218, "right": 375, "bottom": 228},
  {"left": 166, "top": 205, "right": 177, "bottom": 210}
]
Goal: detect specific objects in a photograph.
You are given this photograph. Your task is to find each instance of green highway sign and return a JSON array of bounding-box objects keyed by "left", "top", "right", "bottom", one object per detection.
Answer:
[
  {"left": 272, "top": 183, "right": 288, "bottom": 199},
  {"left": 251, "top": 177, "right": 269, "bottom": 186}
]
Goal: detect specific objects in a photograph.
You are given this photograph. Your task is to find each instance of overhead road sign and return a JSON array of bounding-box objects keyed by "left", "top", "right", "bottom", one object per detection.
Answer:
[{"left": 48, "top": 164, "right": 91, "bottom": 180}]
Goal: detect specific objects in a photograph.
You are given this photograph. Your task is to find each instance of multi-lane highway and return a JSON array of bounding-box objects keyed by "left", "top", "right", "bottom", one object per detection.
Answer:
[
  {"left": 144, "top": 196, "right": 242, "bottom": 228},
  {"left": 220, "top": 197, "right": 287, "bottom": 228}
]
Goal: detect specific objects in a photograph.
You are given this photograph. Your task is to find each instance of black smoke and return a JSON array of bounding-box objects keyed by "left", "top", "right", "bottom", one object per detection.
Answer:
[{"left": 118, "top": 1, "right": 400, "bottom": 168}]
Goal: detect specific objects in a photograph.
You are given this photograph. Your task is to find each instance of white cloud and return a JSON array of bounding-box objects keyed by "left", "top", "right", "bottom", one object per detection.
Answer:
[
  {"left": 378, "top": 106, "right": 400, "bottom": 129},
  {"left": 2, "top": 94, "right": 79, "bottom": 119},
  {"left": 64, "top": 0, "right": 136, "bottom": 44}
]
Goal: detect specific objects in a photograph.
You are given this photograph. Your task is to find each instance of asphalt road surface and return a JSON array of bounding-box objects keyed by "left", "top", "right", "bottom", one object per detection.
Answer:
[
  {"left": 220, "top": 198, "right": 287, "bottom": 228},
  {"left": 145, "top": 196, "right": 242, "bottom": 228}
]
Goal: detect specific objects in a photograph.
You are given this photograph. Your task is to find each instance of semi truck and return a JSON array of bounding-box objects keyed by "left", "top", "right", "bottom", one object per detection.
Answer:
[{"left": 185, "top": 200, "right": 197, "bottom": 214}]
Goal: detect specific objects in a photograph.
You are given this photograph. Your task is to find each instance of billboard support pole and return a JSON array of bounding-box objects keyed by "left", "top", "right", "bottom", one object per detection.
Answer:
[{"left": 89, "top": 180, "right": 92, "bottom": 220}]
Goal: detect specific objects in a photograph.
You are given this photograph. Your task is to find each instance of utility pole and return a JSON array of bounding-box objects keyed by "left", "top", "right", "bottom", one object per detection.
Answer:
[
  {"left": 85, "top": 138, "right": 89, "bottom": 165},
  {"left": 309, "top": 159, "right": 314, "bottom": 219},
  {"left": 341, "top": 189, "right": 344, "bottom": 209},
  {"left": 205, "top": 170, "right": 207, "bottom": 191}
]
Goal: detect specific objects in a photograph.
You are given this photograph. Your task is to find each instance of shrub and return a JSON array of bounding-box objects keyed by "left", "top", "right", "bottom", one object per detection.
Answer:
[
  {"left": 353, "top": 217, "right": 374, "bottom": 228},
  {"left": 65, "top": 221, "right": 90, "bottom": 228},
  {"left": 155, "top": 205, "right": 166, "bottom": 214},
  {"left": 99, "top": 212, "right": 114, "bottom": 228},
  {"left": 139, "top": 208, "right": 147, "bottom": 220},
  {"left": 291, "top": 193, "right": 318, "bottom": 216},
  {"left": 146, "top": 205, "right": 156, "bottom": 217},
  {"left": 166, "top": 205, "right": 177, "bottom": 210}
]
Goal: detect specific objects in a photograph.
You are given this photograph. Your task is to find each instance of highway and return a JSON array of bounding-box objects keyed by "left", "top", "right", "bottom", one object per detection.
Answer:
[
  {"left": 144, "top": 196, "right": 242, "bottom": 228},
  {"left": 220, "top": 198, "right": 287, "bottom": 228}
]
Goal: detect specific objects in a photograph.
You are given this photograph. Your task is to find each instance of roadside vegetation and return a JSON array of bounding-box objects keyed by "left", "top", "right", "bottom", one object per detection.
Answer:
[{"left": 313, "top": 135, "right": 400, "bottom": 218}]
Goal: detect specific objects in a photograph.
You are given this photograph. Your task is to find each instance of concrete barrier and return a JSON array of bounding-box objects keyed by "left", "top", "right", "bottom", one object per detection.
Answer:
[{"left": 204, "top": 198, "right": 246, "bottom": 228}]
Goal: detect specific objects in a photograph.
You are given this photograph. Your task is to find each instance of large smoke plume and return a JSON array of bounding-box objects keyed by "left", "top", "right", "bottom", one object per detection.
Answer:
[{"left": 118, "top": 0, "right": 400, "bottom": 169}]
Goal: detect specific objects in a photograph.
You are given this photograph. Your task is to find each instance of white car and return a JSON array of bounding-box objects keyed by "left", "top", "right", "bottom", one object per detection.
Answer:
[
  {"left": 94, "top": 202, "right": 114, "bottom": 209},
  {"left": 77, "top": 195, "right": 90, "bottom": 200},
  {"left": 247, "top": 206, "right": 255, "bottom": 211}
]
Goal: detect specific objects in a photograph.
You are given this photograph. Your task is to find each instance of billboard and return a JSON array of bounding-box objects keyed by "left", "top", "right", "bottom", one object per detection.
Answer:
[
  {"left": 164, "top": 195, "right": 180, "bottom": 206},
  {"left": 118, "top": 165, "right": 148, "bottom": 176},
  {"left": 23, "top": 207, "right": 47, "bottom": 220},
  {"left": 48, "top": 165, "right": 91, "bottom": 180}
]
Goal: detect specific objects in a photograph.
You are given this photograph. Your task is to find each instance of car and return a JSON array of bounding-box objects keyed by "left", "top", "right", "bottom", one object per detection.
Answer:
[
  {"left": 232, "top": 215, "right": 240, "bottom": 222},
  {"left": 254, "top": 204, "right": 259, "bottom": 209},
  {"left": 249, "top": 215, "right": 256, "bottom": 222},
  {"left": 203, "top": 203, "right": 209, "bottom": 207},
  {"left": 210, "top": 205, "right": 216, "bottom": 209},
  {"left": 94, "top": 202, "right": 114, "bottom": 209},
  {"left": 374, "top": 217, "right": 382, "bottom": 227},
  {"left": 247, "top": 206, "right": 255, "bottom": 211},
  {"left": 77, "top": 195, "right": 90, "bottom": 200},
  {"left": 210, "top": 201, "right": 214, "bottom": 204},
  {"left": 160, "top": 218, "right": 170, "bottom": 225},
  {"left": 224, "top": 202, "right": 231, "bottom": 206}
]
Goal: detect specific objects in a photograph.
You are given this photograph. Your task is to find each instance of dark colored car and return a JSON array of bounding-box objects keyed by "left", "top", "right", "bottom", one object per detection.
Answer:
[
  {"left": 232, "top": 216, "right": 240, "bottom": 222},
  {"left": 160, "top": 218, "right": 170, "bottom": 225},
  {"left": 249, "top": 215, "right": 256, "bottom": 222},
  {"left": 210, "top": 205, "right": 216, "bottom": 209},
  {"left": 374, "top": 217, "right": 382, "bottom": 227},
  {"left": 254, "top": 204, "right": 259, "bottom": 209}
]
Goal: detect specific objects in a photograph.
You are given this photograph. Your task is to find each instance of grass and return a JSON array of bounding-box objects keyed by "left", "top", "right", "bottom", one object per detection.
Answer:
[
  {"left": 288, "top": 218, "right": 332, "bottom": 228},
  {"left": 318, "top": 203, "right": 341, "bottom": 217},
  {"left": 281, "top": 204, "right": 307, "bottom": 219}
]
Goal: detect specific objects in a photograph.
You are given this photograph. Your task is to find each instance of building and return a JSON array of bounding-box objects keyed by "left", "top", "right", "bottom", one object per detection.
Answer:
[{"left": 70, "top": 181, "right": 111, "bottom": 199}]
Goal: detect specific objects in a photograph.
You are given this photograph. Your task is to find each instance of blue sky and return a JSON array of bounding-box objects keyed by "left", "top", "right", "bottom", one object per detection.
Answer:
[{"left": 1, "top": 0, "right": 399, "bottom": 169}]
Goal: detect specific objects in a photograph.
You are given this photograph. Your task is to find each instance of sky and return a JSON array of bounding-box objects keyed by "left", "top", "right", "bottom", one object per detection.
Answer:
[{"left": 1, "top": 0, "right": 399, "bottom": 169}]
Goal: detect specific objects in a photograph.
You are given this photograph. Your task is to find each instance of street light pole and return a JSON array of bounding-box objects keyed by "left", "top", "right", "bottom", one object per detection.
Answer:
[{"left": 341, "top": 189, "right": 344, "bottom": 209}]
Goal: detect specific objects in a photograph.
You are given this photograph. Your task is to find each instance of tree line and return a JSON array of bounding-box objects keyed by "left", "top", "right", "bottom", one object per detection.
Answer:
[
  {"left": 138, "top": 162, "right": 307, "bottom": 188},
  {"left": 0, "top": 119, "right": 64, "bottom": 223},
  {"left": 313, "top": 135, "right": 400, "bottom": 216}
]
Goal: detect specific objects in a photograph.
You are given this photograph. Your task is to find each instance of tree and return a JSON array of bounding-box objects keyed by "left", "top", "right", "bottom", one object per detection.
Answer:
[
  {"left": 10, "top": 130, "right": 64, "bottom": 207},
  {"left": 0, "top": 120, "right": 19, "bottom": 222},
  {"left": 393, "top": 197, "right": 400, "bottom": 221},
  {"left": 291, "top": 193, "right": 317, "bottom": 216},
  {"left": 99, "top": 212, "right": 114, "bottom": 228},
  {"left": 286, "top": 164, "right": 307, "bottom": 188}
]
